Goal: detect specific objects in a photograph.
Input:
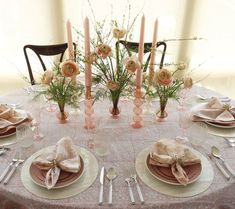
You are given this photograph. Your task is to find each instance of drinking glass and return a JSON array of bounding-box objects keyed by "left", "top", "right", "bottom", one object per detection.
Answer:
[
  {"left": 16, "top": 122, "right": 34, "bottom": 148},
  {"left": 93, "top": 129, "right": 110, "bottom": 156},
  {"left": 176, "top": 110, "right": 192, "bottom": 143},
  {"left": 85, "top": 116, "right": 101, "bottom": 150},
  {"left": 176, "top": 88, "right": 190, "bottom": 111},
  {"left": 188, "top": 122, "right": 208, "bottom": 149},
  {"left": 29, "top": 95, "right": 45, "bottom": 140}
]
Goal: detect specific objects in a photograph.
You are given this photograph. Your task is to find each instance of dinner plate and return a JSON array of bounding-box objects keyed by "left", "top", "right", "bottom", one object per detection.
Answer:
[
  {"left": 146, "top": 154, "right": 202, "bottom": 185},
  {"left": 205, "top": 121, "right": 235, "bottom": 129},
  {"left": 29, "top": 156, "right": 85, "bottom": 189},
  {"left": 0, "top": 128, "right": 16, "bottom": 138},
  {"left": 0, "top": 109, "right": 28, "bottom": 139}
]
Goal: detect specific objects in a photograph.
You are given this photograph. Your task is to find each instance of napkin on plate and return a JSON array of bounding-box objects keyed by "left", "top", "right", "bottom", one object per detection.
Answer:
[
  {"left": 0, "top": 104, "right": 29, "bottom": 135},
  {"left": 192, "top": 97, "right": 235, "bottom": 123},
  {"left": 33, "top": 137, "right": 81, "bottom": 189},
  {"left": 149, "top": 138, "right": 201, "bottom": 185}
]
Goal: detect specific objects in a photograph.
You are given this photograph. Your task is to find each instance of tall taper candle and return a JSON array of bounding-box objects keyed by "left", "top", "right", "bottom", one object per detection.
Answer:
[
  {"left": 84, "top": 16, "right": 92, "bottom": 88},
  {"left": 149, "top": 18, "right": 158, "bottom": 84},
  {"left": 136, "top": 15, "right": 145, "bottom": 88},
  {"left": 66, "top": 20, "right": 74, "bottom": 60}
]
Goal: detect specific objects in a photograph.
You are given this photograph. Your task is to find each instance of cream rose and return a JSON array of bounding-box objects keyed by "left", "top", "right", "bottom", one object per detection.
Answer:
[
  {"left": 106, "top": 80, "right": 120, "bottom": 91},
  {"left": 96, "top": 44, "right": 112, "bottom": 59},
  {"left": 183, "top": 77, "right": 193, "bottom": 88},
  {"left": 156, "top": 69, "right": 173, "bottom": 86},
  {"left": 85, "top": 52, "right": 97, "bottom": 64},
  {"left": 60, "top": 60, "right": 79, "bottom": 77},
  {"left": 41, "top": 70, "right": 54, "bottom": 85},
  {"left": 178, "top": 62, "right": 187, "bottom": 71},
  {"left": 113, "top": 28, "right": 127, "bottom": 39},
  {"left": 123, "top": 56, "right": 140, "bottom": 74}
]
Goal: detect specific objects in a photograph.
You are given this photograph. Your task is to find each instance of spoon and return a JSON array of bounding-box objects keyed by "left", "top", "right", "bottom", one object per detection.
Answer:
[
  {"left": 106, "top": 167, "right": 117, "bottom": 206},
  {"left": 211, "top": 146, "right": 235, "bottom": 177}
]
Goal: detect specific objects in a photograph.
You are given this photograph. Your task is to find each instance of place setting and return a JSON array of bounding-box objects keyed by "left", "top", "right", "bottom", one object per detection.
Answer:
[
  {"left": 135, "top": 138, "right": 214, "bottom": 197},
  {"left": 191, "top": 97, "right": 235, "bottom": 137},
  {"left": 20, "top": 136, "right": 99, "bottom": 199},
  {"left": 0, "top": 103, "right": 31, "bottom": 146}
]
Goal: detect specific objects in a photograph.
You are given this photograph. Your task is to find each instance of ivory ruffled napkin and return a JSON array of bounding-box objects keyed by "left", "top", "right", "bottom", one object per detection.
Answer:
[
  {"left": 0, "top": 104, "right": 28, "bottom": 135},
  {"left": 33, "top": 137, "right": 80, "bottom": 189},
  {"left": 192, "top": 97, "right": 235, "bottom": 124},
  {"left": 149, "top": 139, "right": 201, "bottom": 185}
]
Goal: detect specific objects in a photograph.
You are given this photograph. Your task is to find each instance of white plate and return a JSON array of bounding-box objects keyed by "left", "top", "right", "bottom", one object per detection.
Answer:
[
  {"left": 0, "top": 109, "right": 28, "bottom": 139},
  {"left": 205, "top": 121, "right": 235, "bottom": 129},
  {"left": 0, "top": 132, "right": 15, "bottom": 139}
]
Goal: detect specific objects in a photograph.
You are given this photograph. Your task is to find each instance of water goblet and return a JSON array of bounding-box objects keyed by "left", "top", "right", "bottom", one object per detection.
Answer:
[
  {"left": 176, "top": 88, "right": 190, "bottom": 111},
  {"left": 29, "top": 95, "right": 45, "bottom": 140},
  {"left": 176, "top": 110, "right": 192, "bottom": 143}
]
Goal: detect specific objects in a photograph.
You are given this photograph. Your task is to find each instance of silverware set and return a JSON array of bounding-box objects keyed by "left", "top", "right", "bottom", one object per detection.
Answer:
[
  {"left": 98, "top": 166, "right": 144, "bottom": 206},
  {"left": 209, "top": 146, "right": 235, "bottom": 180},
  {"left": 99, "top": 166, "right": 117, "bottom": 206},
  {"left": 0, "top": 152, "right": 25, "bottom": 184},
  {"left": 125, "top": 170, "right": 144, "bottom": 205}
]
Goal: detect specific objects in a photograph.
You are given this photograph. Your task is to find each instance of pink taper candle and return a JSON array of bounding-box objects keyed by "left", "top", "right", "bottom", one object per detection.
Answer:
[
  {"left": 136, "top": 15, "right": 145, "bottom": 88},
  {"left": 149, "top": 19, "right": 158, "bottom": 75},
  {"left": 66, "top": 20, "right": 74, "bottom": 60},
  {"left": 84, "top": 17, "right": 92, "bottom": 88}
]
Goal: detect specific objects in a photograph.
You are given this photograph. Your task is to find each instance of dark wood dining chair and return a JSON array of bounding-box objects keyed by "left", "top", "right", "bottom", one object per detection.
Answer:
[
  {"left": 119, "top": 40, "right": 167, "bottom": 72},
  {"left": 23, "top": 43, "right": 76, "bottom": 85}
]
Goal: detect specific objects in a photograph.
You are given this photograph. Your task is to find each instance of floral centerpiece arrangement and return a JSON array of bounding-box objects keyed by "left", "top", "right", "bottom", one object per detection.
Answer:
[
  {"left": 40, "top": 60, "right": 84, "bottom": 123},
  {"left": 76, "top": 10, "right": 142, "bottom": 118},
  {"left": 153, "top": 65, "right": 193, "bottom": 120}
]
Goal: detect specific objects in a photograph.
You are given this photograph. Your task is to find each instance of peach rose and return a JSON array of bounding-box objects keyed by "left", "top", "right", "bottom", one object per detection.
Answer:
[
  {"left": 41, "top": 70, "right": 54, "bottom": 85},
  {"left": 156, "top": 69, "right": 173, "bottom": 86},
  {"left": 96, "top": 44, "right": 112, "bottom": 59},
  {"left": 106, "top": 80, "right": 120, "bottom": 91},
  {"left": 113, "top": 28, "right": 127, "bottom": 39},
  {"left": 85, "top": 52, "right": 98, "bottom": 64},
  {"left": 183, "top": 77, "right": 193, "bottom": 88},
  {"left": 123, "top": 56, "right": 140, "bottom": 74},
  {"left": 60, "top": 60, "right": 79, "bottom": 77}
]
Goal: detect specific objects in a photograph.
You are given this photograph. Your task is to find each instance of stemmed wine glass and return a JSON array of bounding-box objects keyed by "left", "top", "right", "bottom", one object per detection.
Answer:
[
  {"left": 29, "top": 95, "right": 45, "bottom": 140},
  {"left": 176, "top": 88, "right": 190, "bottom": 111},
  {"left": 176, "top": 110, "right": 192, "bottom": 143}
]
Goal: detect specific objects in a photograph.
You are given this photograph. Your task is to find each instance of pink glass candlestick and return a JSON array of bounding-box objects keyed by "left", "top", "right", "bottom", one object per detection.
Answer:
[{"left": 131, "top": 88, "right": 143, "bottom": 128}]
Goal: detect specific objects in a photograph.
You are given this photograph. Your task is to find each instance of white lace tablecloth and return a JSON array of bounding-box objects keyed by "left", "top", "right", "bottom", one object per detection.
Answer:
[{"left": 0, "top": 86, "right": 235, "bottom": 209}]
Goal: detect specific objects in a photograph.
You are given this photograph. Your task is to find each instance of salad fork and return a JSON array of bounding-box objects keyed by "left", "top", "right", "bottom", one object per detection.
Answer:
[
  {"left": 125, "top": 178, "right": 135, "bottom": 205},
  {"left": 0, "top": 152, "right": 19, "bottom": 182},
  {"left": 131, "top": 173, "right": 144, "bottom": 204}
]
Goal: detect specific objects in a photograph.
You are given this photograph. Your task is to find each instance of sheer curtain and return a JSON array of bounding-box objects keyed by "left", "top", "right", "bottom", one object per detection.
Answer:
[{"left": 0, "top": 0, "right": 234, "bottom": 96}]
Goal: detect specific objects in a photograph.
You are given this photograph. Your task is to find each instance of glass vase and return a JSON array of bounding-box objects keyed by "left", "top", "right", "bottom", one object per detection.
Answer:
[
  {"left": 156, "top": 96, "right": 168, "bottom": 121},
  {"left": 109, "top": 91, "right": 121, "bottom": 119},
  {"left": 56, "top": 103, "right": 68, "bottom": 123}
]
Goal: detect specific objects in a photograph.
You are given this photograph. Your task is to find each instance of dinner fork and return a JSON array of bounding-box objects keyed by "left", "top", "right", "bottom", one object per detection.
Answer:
[
  {"left": 3, "top": 157, "right": 25, "bottom": 184},
  {"left": 0, "top": 152, "right": 19, "bottom": 182}
]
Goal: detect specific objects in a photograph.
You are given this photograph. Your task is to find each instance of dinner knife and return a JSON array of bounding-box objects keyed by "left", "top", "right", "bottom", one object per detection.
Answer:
[{"left": 99, "top": 167, "right": 105, "bottom": 206}]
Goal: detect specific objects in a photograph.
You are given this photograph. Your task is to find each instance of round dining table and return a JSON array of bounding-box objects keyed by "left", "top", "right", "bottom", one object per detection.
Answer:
[{"left": 0, "top": 85, "right": 235, "bottom": 209}]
